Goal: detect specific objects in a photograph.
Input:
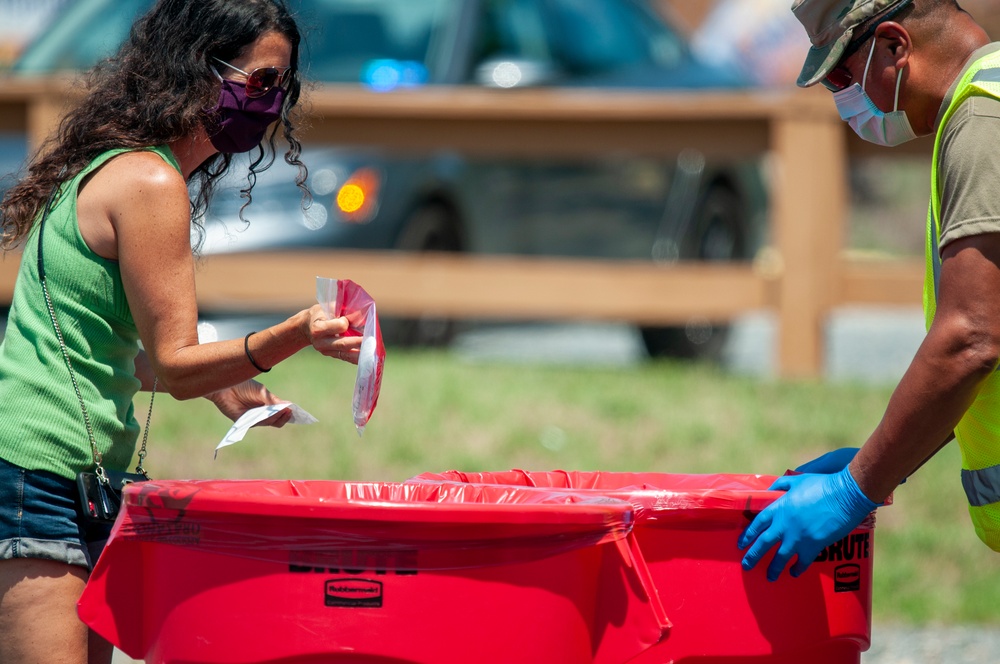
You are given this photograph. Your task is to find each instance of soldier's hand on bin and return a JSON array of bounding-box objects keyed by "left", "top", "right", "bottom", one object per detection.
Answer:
[
  {"left": 795, "top": 447, "right": 860, "bottom": 474},
  {"left": 795, "top": 447, "right": 907, "bottom": 484},
  {"left": 738, "top": 467, "right": 879, "bottom": 581}
]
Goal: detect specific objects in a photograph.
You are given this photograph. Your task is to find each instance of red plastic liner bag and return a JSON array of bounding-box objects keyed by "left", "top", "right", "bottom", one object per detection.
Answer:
[
  {"left": 78, "top": 479, "right": 669, "bottom": 664},
  {"left": 412, "top": 470, "right": 880, "bottom": 664}
]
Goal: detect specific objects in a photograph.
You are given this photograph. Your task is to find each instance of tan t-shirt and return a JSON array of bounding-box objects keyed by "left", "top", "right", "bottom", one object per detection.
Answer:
[{"left": 936, "top": 42, "right": 1000, "bottom": 250}]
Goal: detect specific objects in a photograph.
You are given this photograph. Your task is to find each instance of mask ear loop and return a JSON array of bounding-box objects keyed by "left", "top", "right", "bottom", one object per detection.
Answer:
[
  {"left": 861, "top": 37, "right": 877, "bottom": 92},
  {"left": 892, "top": 66, "right": 904, "bottom": 112},
  {"left": 861, "top": 33, "right": 905, "bottom": 112}
]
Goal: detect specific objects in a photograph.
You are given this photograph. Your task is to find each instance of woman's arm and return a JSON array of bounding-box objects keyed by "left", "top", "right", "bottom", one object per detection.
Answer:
[{"left": 97, "top": 151, "right": 360, "bottom": 401}]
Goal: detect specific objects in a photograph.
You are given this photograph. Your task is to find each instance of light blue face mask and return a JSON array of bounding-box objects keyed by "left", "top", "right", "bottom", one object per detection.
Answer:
[{"left": 832, "top": 39, "right": 917, "bottom": 147}]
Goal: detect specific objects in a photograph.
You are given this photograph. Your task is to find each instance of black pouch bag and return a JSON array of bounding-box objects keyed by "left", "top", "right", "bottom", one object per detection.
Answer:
[{"left": 77, "top": 470, "right": 147, "bottom": 524}]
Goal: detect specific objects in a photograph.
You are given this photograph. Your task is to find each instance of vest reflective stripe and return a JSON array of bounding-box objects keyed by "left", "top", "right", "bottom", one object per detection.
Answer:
[
  {"left": 926, "top": 50, "right": 1000, "bottom": 547},
  {"left": 973, "top": 67, "right": 1000, "bottom": 84},
  {"left": 963, "top": 465, "right": 1000, "bottom": 507}
]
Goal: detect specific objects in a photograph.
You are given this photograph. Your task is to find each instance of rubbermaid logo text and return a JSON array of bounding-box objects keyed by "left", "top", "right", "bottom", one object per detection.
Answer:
[
  {"left": 325, "top": 578, "right": 383, "bottom": 608},
  {"left": 834, "top": 564, "right": 861, "bottom": 592}
]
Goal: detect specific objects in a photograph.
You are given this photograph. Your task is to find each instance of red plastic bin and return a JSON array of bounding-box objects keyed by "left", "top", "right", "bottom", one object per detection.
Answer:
[
  {"left": 78, "top": 479, "right": 670, "bottom": 664},
  {"left": 412, "top": 470, "right": 879, "bottom": 664}
]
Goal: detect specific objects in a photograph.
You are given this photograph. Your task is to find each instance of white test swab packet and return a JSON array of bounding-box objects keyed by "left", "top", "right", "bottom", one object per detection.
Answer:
[{"left": 214, "top": 403, "right": 317, "bottom": 458}]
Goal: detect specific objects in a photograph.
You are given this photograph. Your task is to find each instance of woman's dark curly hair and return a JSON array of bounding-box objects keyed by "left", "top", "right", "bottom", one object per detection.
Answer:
[{"left": 0, "top": 0, "right": 308, "bottom": 250}]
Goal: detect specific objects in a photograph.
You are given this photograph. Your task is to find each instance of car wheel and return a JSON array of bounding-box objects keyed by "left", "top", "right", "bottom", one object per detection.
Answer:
[
  {"left": 641, "top": 183, "right": 748, "bottom": 360},
  {"left": 380, "top": 204, "right": 463, "bottom": 348}
]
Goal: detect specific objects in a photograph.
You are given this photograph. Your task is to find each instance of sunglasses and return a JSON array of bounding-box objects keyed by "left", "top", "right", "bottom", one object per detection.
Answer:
[
  {"left": 820, "top": 0, "right": 913, "bottom": 92},
  {"left": 212, "top": 57, "right": 292, "bottom": 98}
]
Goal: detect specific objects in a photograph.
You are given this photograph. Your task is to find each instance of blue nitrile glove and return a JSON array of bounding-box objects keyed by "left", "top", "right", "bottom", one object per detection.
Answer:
[
  {"left": 794, "top": 447, "right": 859, "bottom": 474},
  {"left": 737, "top": 467, "right": 878, "bottom": 582},
  {"left": 795, "top": 447, "right": 906, "bottom": 485}
]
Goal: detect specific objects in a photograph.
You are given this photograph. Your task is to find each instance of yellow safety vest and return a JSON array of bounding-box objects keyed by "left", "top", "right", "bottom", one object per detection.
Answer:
[{"left": 926, "top": 49, "right": 1000, "bottom": 550}]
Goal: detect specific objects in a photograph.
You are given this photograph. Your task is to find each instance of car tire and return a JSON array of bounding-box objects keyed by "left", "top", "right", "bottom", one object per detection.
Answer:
[
  {"left": 641, "top": 183, "right": 748, "bottom": 360},
  {"left": 380, "top": 204, "right": 464, "bottom": 348}
]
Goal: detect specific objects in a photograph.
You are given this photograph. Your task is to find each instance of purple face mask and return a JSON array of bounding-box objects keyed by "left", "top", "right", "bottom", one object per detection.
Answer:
[{"left": 207, "top": 78, "right": 285, "bottom": 154}]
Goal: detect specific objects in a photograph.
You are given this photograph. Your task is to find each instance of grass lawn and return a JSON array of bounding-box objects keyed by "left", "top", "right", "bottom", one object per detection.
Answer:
[{"left": 140, "top": 348, "right": 1000, "bottom": 626}]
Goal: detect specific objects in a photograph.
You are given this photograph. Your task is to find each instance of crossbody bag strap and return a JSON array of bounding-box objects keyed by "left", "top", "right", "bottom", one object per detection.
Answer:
[{"left": 36, "top": 181, "right": 154, "bottom": 483}]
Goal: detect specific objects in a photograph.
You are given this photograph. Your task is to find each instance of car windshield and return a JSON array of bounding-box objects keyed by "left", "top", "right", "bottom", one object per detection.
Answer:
[
  {"left": 541, "top": 0, "right": 685, "bottom": 72},
  {"left": 299, "top": 0, "right": 454, "bottom": 84},
  {"left": 474, "top": 0, "right": 687, "bottom": 81},
  {"left": 13, "top": 0, "right": 454, "bottom": 85}
]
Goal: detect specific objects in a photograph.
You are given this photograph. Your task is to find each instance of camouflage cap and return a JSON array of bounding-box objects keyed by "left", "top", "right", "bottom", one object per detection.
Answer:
[{"left": 792, "top": 0, "right": 910, "bottom": 88}]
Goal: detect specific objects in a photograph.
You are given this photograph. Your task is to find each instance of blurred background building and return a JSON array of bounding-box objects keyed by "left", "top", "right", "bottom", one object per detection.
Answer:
[
  {"left": 665, "top": 0, "right": 1000, "bottom": 34},
  {"left": 4, "top": 0, "right": 1000, "bottom": 81},
  {"left": 663, "top": 0, "right": 1000, "bottom": 88},
  {"left": 0, "top": 0, "right": 70, "bottom": 67}
]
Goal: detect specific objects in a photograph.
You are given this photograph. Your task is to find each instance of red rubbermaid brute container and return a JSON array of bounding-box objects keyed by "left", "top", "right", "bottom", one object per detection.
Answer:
[
  {"left": 412, "top": 470, "right": 879, "bottom": 664},
  {"left": 77, "top": 479, "right": 671, "bottom": 664}
]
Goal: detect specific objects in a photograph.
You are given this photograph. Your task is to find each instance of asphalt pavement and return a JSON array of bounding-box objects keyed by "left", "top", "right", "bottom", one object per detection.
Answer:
[
  {"left": 865, "top": 625, "right": 1000, "bottom": 663},
  {"left": 451, "top": 306, "right": 928, "bottom": 384}
]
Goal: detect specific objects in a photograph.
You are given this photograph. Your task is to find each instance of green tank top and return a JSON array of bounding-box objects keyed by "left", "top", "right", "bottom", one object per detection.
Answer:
[{"left": 0, "top": 146, "right": 181, "bottom": 480}]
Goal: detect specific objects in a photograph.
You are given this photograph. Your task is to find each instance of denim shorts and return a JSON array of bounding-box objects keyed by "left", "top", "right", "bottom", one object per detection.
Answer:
[{"left": 0, "top": 456, "right": 112, "bottom": 570}]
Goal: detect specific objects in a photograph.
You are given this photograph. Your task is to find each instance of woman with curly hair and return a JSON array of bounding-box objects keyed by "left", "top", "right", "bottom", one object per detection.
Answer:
[{"left": 0, "top": 1, "right": 362, "bottom": 661}]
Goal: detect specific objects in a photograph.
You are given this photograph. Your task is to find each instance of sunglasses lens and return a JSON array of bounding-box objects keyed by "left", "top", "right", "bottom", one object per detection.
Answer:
[
  {"left": 246, "top": 68, "right": 288, "bottom": 98},
  {"left": 247, "top": 68, "right": 275, "bottom": 97}
]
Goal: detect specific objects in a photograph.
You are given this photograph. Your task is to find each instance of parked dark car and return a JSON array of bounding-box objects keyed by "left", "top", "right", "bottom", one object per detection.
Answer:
[{"left": 9, "top": 0, "right": 768, "bottom": 358}]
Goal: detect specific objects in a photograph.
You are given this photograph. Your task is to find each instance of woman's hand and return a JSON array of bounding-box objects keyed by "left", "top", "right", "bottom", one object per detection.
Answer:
[
  {"left": 304, "top": 304, "right": 364, "bottom": 365},
  {"left": 207, "top": 379, "right": 292, "bottom": 427}
]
